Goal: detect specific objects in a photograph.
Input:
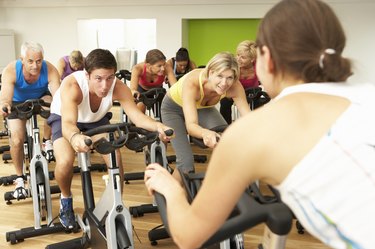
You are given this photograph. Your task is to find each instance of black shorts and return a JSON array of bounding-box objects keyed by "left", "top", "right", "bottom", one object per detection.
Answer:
[{"left": 47, "top": 112, "right": 112, "bottom": 142}]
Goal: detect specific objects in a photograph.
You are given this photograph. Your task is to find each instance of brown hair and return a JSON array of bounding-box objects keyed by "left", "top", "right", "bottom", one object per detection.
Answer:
[
  {"left": 145, "top": 49, "right": 166, "bottom": 65},
  {"left": 256, "top": 0, "right": 352, "bottom": 83},
  {"left": 84, "top": 49, "right": 117, "bottom": 74}
]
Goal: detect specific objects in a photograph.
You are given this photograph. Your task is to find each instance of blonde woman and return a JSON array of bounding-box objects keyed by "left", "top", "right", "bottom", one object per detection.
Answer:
[
  {"left": 220, "top": 40, "right": 259, "bottom": 124},
  {"left": 160, "top": 51, "right": 250, "bottom": 182}
]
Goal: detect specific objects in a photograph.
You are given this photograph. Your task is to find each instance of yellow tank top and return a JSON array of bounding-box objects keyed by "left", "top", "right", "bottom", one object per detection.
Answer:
[{"left": 169, "top": 70, "right": 226, "bottom": 109}]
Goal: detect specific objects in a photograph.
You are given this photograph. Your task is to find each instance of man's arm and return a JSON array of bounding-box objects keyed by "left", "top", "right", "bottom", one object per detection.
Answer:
[
  {"left": 113, "top": 79, "right": 171, "bottom": 138},
  {"left": 0, "top": 61, "right": 17, "bottom": 116},
  {"left": 60, "top": 76, "right": 82, "bottom": 144}
]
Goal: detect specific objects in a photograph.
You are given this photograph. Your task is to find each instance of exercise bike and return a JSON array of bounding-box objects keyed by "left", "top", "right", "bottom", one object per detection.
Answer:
[
  {"left": 147, "top": 125, "right": 234, "bottom": 247},
  {"left": 115, "top": 69, "right": 132, "bottom": 82},
  {"left": 153, "top": 171, "right": 293, "bottom": 249},
  {"left": 123, "top": 87, "right": 168, "bottom": 183},
  {"left": 3, "top": 99, "right": 66, "bottom": 244},
  {"left": 245, "top": 86, "right": 270, "bottom": 111},
  {"left": 0, "top": 105, "right": 107, "bottom": 185},
  {"left": 231, "top": 86, "right": 271, "bottom": 122},
  {"left": 46, "top": 122, "right": 163, "bottom": 249},
  {"left": 128, "top": 122, "right": 174, "bottom": 218},
  {"left": 124, "top": 87, "right": 205, "bottom": 185}
]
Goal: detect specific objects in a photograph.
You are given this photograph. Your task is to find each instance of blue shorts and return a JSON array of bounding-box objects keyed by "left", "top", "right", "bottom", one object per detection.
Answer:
[{"left": 47, "top": 112, "right": 112, "bottom": 142}]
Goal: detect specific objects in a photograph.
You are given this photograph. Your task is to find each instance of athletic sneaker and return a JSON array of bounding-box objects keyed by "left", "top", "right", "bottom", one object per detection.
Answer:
[
  {"left": 59, "top": 196, "right": 76, "bottom": 229},
  {"left": 13, "top": 177, "right": 27, "bottom": 200},
  {"left": 42, "top": 139, "right": 55, "bottom": 162}
]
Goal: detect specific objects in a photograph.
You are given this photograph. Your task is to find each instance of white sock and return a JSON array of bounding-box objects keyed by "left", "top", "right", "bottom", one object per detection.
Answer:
[{"left": 14, "top": 177, "right": 24, "bottom": 188}]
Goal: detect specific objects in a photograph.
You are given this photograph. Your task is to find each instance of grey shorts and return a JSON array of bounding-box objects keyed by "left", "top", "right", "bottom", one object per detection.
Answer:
[{"left": 47, "top": 112, "right": 112, "bottom": 142}]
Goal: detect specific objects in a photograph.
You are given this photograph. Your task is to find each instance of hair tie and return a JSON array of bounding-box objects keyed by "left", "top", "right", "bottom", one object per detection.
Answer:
[{"left": 319, "top": 48, "right": 336, "bottom": 69}]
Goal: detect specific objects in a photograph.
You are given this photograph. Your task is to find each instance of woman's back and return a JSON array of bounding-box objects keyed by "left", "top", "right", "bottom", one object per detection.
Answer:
[{"left": 269, "top": 83, "right": 375, "bottom": 249}]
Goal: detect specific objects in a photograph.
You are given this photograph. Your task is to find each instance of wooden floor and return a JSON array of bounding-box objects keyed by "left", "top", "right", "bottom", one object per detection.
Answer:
[{"left": 0, "top": 106, "right": 330, "bottom": 249}]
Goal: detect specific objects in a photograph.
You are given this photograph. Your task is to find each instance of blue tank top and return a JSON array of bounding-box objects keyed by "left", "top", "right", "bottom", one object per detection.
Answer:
[{"left": 13, "top": 60, "right": 49, "bottom": 102}]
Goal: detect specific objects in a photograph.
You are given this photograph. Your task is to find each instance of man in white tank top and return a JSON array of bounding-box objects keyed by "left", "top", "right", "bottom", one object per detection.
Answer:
[{"left": 47, "top": 49, "right": 172, "bottom": 229}]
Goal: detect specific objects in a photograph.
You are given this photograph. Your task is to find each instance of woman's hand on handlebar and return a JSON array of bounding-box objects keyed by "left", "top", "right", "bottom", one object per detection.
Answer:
[
  {"left": 202, "top": 129, "right": 220, "bottom": 148},
  {"left": 144, "top": 163, "right": 183, "bottom": 197},
  {"left": 156, "top": 123, "right": 174, "bottom": 142},
  {"left": 70, "top": 133, "right": 92, "bottom": 153}
]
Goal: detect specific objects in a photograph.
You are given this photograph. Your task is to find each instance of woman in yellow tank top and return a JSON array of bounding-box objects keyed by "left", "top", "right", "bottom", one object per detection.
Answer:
[{"left": 161, "top": 52, "right": 250, "bottom": 182}]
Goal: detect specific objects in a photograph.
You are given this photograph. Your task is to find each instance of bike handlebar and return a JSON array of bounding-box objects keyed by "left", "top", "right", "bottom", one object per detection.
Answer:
[
  {"left": 84, "top": 138, "right": 92, "bottom": 146},
  {"left": 190, "top": 124, "right": 228, "bottom": 149},
  {"left": 82, "top": 122, "right": 163, "bottom": 154},
  {"left": 245, "top": 87, "right": 270, "bottom": 103},
  {"left": 3, "top": 99, "right": 51, "bottom": 119},
  {"left": 154, "top": 172, "right": 293, "bottom": 247},
  {"left": 135, "top": 88, "right": 166, "bottom": 109},
  {"left": 115, "top": 69, "right": 131, "bottom": 81},
  {"left": 164, "top": 129, "right": 173, "bottom": 137}
]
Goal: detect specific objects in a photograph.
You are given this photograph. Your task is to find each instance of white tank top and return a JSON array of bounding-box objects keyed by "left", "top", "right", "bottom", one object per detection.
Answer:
[
  {"left": 51, "top": 70, "right": 115, "bottom": 123},
  {"left": 274, "top": 82, "right": 375, "bottom": 249}
]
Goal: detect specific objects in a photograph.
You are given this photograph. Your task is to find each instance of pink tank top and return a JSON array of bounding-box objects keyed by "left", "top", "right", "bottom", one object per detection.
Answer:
[
  {"left": 139, "top": 64, "right": 165, "bottom": 88},
  {"left": 239, "top": 62, "right": 259, "bottom": 89}
]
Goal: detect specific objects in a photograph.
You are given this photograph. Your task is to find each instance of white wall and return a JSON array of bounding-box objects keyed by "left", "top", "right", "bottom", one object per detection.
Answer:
[
  {"left": 0, "top": 29, "right": 15, "bottom": 72},
  {"left": 332, "top": 2, "right": 375, "bottom": 83},
  {"left": 0, "top": 0, "right": 374, "bottom": 83},
  {"left": 76, "top": 18, "right": 156, "bottom": 63}
]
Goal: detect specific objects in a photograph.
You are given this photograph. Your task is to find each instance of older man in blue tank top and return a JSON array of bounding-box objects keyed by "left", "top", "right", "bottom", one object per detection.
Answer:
[{"left": 0, "top": 41, "right": 60, "bottom": 200}]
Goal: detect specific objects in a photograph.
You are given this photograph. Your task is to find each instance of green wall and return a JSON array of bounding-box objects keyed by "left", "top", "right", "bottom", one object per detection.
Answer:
[{"left": 187, "top": 19, "right": 261, "bottom": 67}]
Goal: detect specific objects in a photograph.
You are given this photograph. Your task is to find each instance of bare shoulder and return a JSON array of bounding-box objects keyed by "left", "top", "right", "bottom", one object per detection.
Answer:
[
  {"left": 61, "top": 74, "right": 79, "bottom": 91},
  {"left": 2, "top": 60, "right": 16, "bottom": 74},
  {"left": 221, "top": 92, "right": 347, "bottom": 185},
  {"left": 183, "top": 69, "right": 202, "bottom": 89},
  {"left": 1, "top": 61, "right": 17, "bottom": 82},
  {"left": 226, "top": 80, "right": 243, "bottom": 97},
  {"left": 166, "top": 58, "right": 173, "bottom": 66},
  {"left": 113, "top": 79, "right": 130, "bottom": 97},
  {"left": 218, "top": 97, "right": 307, "bottom": 184},
  {"left": 186, "top": 68, "right": 203, "bottom": 80},
  {"left": 132, "top": 63, "right": 143, "bottom": 72},
  {"left": 61, "top": 75, "right": 83, "bottom": 104}
]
